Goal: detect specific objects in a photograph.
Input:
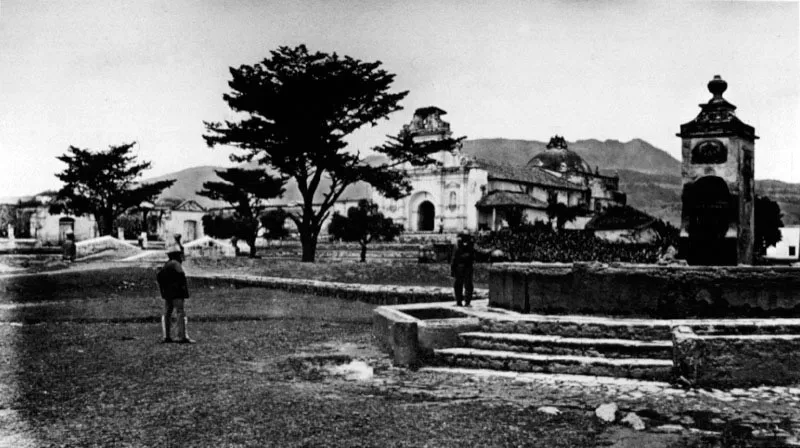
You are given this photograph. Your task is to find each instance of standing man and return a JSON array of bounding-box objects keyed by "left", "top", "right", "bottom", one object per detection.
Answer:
[
  {"left": 156, "top": 244, "right": 195, "bottom": 344},
  {"left": 62, "top": 232, "right": 77, "bottom": 262},
  {"left": 451, "top": 232, "right": 475, "bottom": 307}
]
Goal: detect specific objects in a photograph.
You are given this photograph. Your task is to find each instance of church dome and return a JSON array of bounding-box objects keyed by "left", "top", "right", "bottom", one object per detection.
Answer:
[{"left": 527, "top": 135, "right": 591, "bottom": 173}]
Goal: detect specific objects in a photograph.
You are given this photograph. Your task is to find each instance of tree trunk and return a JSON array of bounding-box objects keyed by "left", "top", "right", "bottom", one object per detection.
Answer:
[
  {"left": 360, "top": 242, "right": 367, "bottom": 263},
  {"left": 248, "top": 235, "right": 258, "bottom": 258},
  {"left": 300, "top": 231, "right": 318, "bottom": 262}
]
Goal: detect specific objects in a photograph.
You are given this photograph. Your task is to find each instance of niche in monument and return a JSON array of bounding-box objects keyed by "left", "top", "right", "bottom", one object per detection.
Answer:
[{"left": 683, "top": 176, "right": 737, "bottom": 265}]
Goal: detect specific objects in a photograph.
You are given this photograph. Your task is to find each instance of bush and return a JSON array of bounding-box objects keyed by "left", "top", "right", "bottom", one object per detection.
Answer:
[{"left": 476, "top": 225, "right": 668, "bottom": 263}]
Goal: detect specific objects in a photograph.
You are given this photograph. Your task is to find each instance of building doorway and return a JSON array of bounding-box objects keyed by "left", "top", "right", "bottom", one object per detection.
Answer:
[
  {"left": 58, "top": 218, "right": 75, "bottom": 243},
  {"left": 183, "top": 220, "right": 197, "bottom": 241},
  {"left": 417, "top": 201, "right": 435, "bottom": 231}
]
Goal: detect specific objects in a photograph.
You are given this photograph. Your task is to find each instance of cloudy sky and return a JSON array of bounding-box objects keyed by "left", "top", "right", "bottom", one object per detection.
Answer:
[{"left": 1, "top": 0, "right": 798, "bottom": 197}]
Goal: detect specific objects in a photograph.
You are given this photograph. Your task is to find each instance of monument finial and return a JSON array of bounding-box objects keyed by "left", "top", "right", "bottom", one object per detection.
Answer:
[{"left": 707, "top": 75, "right": 728, "bottom": 100}]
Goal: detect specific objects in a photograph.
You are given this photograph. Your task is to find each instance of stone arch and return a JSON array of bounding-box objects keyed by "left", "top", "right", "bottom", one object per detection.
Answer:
[{"left": 408, "top": 192, "right": 436, "bottom": 232}]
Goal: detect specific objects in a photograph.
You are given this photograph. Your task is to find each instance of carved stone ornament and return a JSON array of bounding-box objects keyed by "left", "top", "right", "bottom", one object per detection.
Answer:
[{"left": 691, "top": 140, "right": 727, "bottom": 164}]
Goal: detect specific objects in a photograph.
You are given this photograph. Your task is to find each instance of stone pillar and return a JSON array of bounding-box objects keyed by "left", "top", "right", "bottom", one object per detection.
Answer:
[
  {"left": 117, "top": 227, "right": 125, "bottom": 240},
  {"left": 139, "top": 232, "right": 148, "bottom": 249},
  {"left": 7, "top": 224, "right": 15, "bottom": 248},
  {"left": 677, "top": 75, "right": 757, "bottom": 265}
]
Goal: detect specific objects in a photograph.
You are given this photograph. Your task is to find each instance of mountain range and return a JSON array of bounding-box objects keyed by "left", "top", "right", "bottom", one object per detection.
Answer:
[{"left": 7, "top": 138, "right": 798, "bottom": 226}]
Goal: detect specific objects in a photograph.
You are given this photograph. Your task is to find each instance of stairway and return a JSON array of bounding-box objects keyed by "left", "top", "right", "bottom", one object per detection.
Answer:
[{"left": 431, "top": 318, "right": 675, "bottom": 381}]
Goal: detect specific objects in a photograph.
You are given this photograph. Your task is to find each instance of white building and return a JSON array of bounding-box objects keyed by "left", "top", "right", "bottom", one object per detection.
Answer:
[
  {"left": 347, "top": 107, "right": 627, "bottom": 233},
  {"left": 766, "top": 226, "right": 800, "bottom": 263}
]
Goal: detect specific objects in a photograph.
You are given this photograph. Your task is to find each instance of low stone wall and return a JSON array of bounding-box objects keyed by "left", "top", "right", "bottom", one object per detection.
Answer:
[
  {"left": 76, "top": 236, "right": 139, "bottom": 258},
  {"left": 190, "top": 273, "right": 488, "bottom": 306},
  {"left": 373, "top": 307, "right": 419, "bottom": 367},
  {"left": 673, "top": 326, "right": 800, "bottom": 388},
  {"left": 490, "top": 262, "right": 800, "bottom": 318},
  {"left": 257, "top": 242, "right": 421, "bottom": 262}
]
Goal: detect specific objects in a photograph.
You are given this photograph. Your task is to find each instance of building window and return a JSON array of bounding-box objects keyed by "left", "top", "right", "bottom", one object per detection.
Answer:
[{"left": 790, "top": 246, "right": 796, "bottom": 257}]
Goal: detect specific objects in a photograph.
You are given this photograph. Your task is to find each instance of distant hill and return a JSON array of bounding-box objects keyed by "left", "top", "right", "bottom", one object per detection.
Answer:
[
  {"left": 34, "top": 137, "right": 797, "bottom": 227},
  {"left": 145, "top": 166, "right": 229, "bottom": 209}
]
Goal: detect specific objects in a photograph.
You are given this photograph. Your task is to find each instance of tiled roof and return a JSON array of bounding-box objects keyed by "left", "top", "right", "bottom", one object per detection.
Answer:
[
  {"left": 475, "top": 160, "right": 586, "bottom": 191},
  {"left": 475, "top": 191, "right": 548, "bottom": 209}
]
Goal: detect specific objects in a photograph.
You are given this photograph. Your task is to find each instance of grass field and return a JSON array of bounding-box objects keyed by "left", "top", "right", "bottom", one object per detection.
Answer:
[
  {"left": 186, "top": 258, "right": 490, "bottom": 289},
  {"left": 0, "top": 268, "right": 619, "bottom": 448}
]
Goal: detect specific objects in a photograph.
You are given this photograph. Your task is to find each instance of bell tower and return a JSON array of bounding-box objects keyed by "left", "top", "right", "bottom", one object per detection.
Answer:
[{"left": 677, "top": 75, "right": 757, "bottom": 265}]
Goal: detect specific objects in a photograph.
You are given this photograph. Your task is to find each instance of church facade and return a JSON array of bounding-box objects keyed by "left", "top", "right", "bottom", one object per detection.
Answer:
[{"left": 354, "top": 107, "right": 627, "bottom": 233}]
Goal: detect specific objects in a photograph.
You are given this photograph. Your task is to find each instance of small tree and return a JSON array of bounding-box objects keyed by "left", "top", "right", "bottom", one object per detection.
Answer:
[
  {"left": 50, "top": 143, "right": 175, "bottom": 236},
  {"left": 261, "top": 208, "right": 290, "bottom": 242},
  {"left": 204, "top": 44, "right": 463, "bottom": 262},
  {"left": 504, "top": 206, "right": 527, "bottom": 229},
  {"left": 755, "top": 195, "right": 783, "bottom": 256},
  {"left": 327, "top": 200, "right": 403, "bottom": 262},
  {"left": 197, "top": 168, "right": 285, "bottom": 257},
  {"left": 546, "top": 197, "right": 580, "bottom": 231}
]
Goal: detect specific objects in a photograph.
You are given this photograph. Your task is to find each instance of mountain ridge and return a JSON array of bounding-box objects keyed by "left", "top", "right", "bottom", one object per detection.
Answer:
[{"left": 6, "top": 138, "right": 798, "bottom": 226}]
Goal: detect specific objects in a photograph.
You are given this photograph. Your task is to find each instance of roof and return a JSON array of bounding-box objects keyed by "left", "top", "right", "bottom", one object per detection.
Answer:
[
  {"left": 526, "top": 135, "right": 592, "bottom": 173},
  {"left": 678, "top": 75, "right": 757, "bottom": 140},
  {"left": 585, "top": 205, "right": 656, "bottom": 231},
  {"left": 475, "top": 160, "right": 586, "bottom": 191},
  {"left": 475, "top": 191, "right": 548, "bottom": 209}
]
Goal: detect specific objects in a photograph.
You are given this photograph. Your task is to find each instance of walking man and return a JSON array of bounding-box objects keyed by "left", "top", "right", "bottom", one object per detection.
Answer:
[
  {"left": 451, "top": 232, "right": 475, "bottom": 307},
  {"left": 156, "top": 244, "right": 195, "bottom": 344}
]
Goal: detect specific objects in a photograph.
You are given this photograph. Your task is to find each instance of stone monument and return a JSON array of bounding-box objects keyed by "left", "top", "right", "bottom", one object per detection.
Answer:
[{"left": 677, "top": 75, "right": 756, "bottom": 265}]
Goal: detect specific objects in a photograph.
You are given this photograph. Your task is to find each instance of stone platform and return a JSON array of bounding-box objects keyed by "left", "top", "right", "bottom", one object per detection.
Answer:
[
  {"left": 490, "top": 262, "right": 800, "bottom": 318},
  {"left": 373, "top": 300, "right": 800, "bottom": 387}
]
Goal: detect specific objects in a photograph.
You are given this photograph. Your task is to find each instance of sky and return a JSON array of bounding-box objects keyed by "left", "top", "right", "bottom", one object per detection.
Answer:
[{"left": 0, "top": 0, "right": 798, "bottom": 197}]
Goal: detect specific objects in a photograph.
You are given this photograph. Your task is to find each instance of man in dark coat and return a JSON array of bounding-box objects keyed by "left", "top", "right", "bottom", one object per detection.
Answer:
[
  {"left": 156, "top": 245, "right": 195, "bottom": 343},
  {"left": 62, "top": 232, "right": 77, "bottom": 262},
  {"left": 451, "top": 232, "right": 475, "bottom": 307}
]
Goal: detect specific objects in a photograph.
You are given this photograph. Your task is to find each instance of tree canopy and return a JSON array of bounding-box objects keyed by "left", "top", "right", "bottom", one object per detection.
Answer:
[
  {"left": 197, "top": 168, "right": 285, "bottom": 257},
  {"left": 50, "top": 142, "right": 175, "bottom": 236},
  {"left": 545, "top": 196, "right": 580, "bottom": 230},
  {"left": 327, "top": 200, "right": 403, "bottom": 262},
  {"left": 261, "top": 208, "right": 290, "bottom": 241},
  {"left": 755, "top": 195, "right": 783, "bottom": 256},
  {"left": 204, "top": 44, "right": 464, "bottom": 261}
]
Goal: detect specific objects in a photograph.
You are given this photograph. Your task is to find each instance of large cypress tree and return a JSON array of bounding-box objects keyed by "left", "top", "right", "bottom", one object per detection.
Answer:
[
  {"left": 204, "top": 45, "right": 463, "bottom": 262},
  {"left": 50, "top": 142, "right": 175, "bottom": 236}
]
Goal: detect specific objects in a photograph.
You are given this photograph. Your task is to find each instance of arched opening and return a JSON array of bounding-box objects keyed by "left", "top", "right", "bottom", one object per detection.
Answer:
[
  {"left": 684, "top": 176, "right": 734, "bottom": 265},
  {"left": 417, "top": 201, "right": 435, "bottom": 231},
  {"left": 58, "top": 217, "right": 75, "bottom": 243}
]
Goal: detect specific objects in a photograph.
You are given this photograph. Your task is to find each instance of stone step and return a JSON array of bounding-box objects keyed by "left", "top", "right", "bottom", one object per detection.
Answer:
[
  {"left": 479, "top": 316, "right": 800, "bottom": 342},
  {"left": 459, "top": 332, "right": 673, "bottom": 359},
  {"left": 433, "top": 348, "right": 673, "bottom": 381}
]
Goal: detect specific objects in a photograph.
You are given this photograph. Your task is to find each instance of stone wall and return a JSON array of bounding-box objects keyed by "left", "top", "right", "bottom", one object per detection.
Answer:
[
  {"left": 673, "top": 326, "right": 800, "bottom": 388},
  {"left": 490, "top": 262, "right": 800, "bottom": 318},
  {"left": 76, "top": 236, "right": 139, "bottom": 258}
]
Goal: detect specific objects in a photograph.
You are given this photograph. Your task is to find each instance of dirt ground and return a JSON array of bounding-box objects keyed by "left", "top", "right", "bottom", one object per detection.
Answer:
[{"left": 0, "top": 264, "right": 796, "bottom": 447}]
